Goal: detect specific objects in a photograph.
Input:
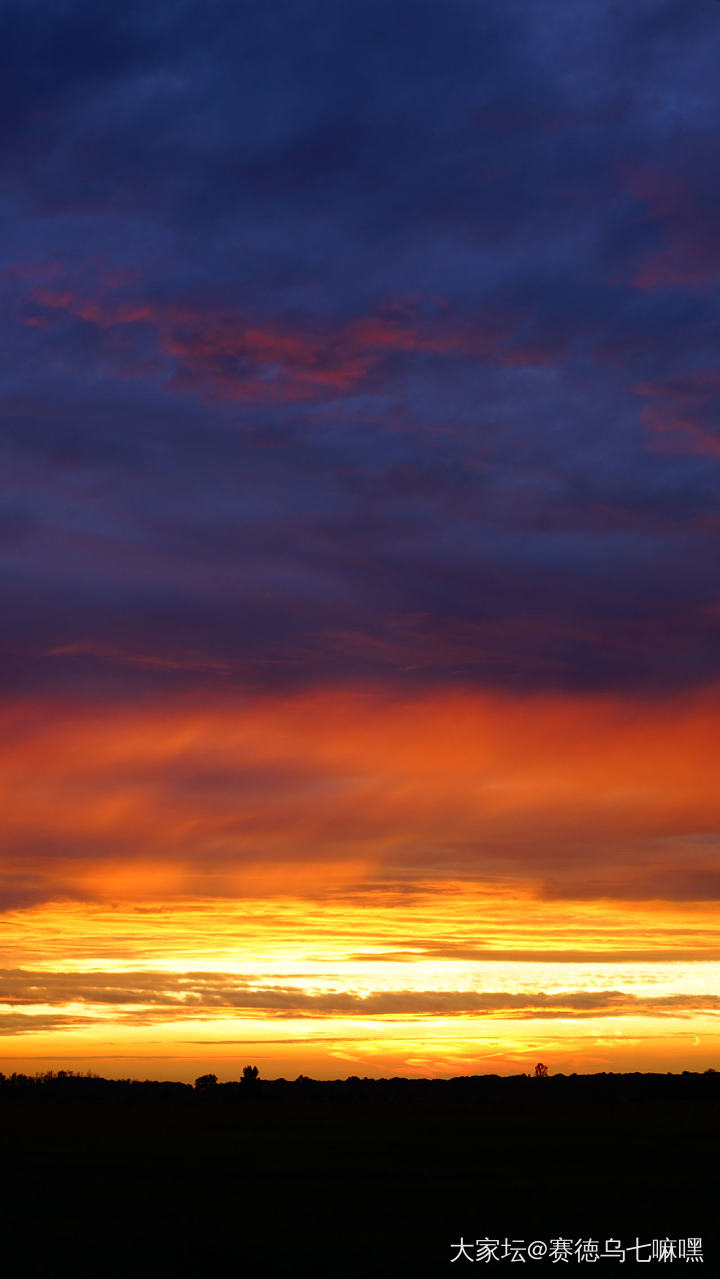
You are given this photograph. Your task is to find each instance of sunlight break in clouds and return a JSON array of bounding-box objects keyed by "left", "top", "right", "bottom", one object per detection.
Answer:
[{"left": 1, "top": 687, "right": 718, "bottom": 1079}]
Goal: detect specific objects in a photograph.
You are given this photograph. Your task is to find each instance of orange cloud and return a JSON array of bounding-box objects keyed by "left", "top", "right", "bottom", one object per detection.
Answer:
[{"left": 1, "top": 686, "right": 720, "bottom": 908}]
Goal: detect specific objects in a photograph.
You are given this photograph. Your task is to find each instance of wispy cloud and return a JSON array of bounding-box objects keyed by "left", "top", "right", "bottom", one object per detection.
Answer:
[{"left": 3, "top": 968, "right": 719, "bottom": 1029}]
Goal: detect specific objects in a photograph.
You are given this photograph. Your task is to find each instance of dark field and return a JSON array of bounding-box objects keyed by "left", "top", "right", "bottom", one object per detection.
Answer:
[{"left": 1, "top": 1073, "right": 717, "bottom": 1276}]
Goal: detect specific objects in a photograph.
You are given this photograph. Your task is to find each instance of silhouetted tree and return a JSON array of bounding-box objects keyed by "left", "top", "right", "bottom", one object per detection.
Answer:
[
  {"left": 242, "top": 1064, "right": 259, "bottom": 1085},
  {"left": 534, "top": 1062, "right": 549, "bottom": 1078},
  {"left": 194, "top": 1073, "right": 218, "bottom": 1090}
]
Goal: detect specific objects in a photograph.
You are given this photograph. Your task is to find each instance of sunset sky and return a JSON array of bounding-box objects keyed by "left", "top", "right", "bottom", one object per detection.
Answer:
[{"left": 1, "top": 0, "right": 720, "bottom": 1081}]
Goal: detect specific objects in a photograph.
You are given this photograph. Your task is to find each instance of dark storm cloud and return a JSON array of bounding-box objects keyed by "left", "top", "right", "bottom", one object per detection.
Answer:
[{"left": 2, "top": 0, "right": 720, "bottom": 698}]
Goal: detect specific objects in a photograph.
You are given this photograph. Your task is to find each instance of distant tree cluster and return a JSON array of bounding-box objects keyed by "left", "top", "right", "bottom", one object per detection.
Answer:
[
  {"left": 194, "top": 1073, "right": 218, "bottom": 1090},
  {"left": 1, "top": 1066, "right": 719, "bottom": 1107},
  {"left": 194, "top": 1065, "right": 260, "bottom": 1090}
]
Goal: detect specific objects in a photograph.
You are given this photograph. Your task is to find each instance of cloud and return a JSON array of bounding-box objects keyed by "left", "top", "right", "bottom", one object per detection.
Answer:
[
  {"left": 1, "top": 688, "right": 720, "bottom": 907},
  {"left": 0, "top": 1012, "right": 97, "bottom": 1035},
  {"left": 2, "top": 968, "right": 718, "bottom": 1025},
  {"left": 2, "top": 2, "right": 720, "bottom": 1002},
  {"left": 636, "top": 371, "right": 720, "bottom": 456},
  {"left": 624, "top": 158, "right": 720, "bottom": 292},
  {"left": 15, "top": 269, "right": 561, "bottom": 404},
  {"left": 5, "top": 39, "right": 720, "bottom": 703}
]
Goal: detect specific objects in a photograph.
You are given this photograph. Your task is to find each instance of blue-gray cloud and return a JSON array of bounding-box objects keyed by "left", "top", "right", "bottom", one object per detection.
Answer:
[{"left": 2, "top": 0, "right": 720, "bottom": 698}]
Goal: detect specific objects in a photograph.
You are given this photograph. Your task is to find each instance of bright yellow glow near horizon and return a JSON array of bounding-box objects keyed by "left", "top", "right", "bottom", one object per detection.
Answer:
[
  {"left": 1, "top": 884, "right": 718, "bottom": 1082},
  {"left": 1, "top": 689, "right": 719, "bottom": 1081}
]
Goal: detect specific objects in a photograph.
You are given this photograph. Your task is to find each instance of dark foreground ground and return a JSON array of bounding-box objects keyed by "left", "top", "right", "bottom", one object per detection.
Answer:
[{"left": 0, "top": 1072, "right": 717, "bottom": 1276}]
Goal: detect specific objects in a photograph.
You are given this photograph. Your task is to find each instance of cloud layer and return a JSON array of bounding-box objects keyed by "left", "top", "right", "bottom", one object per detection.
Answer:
[
  {"left": 2, "top": 689, "right": 720, "bottom": 909},
  {"left": 2, "top": 1, "right": 720, "bottom": 704},
  {"left": 3, "top": 967, "right": 720, "bottom": 1030},
  {"left": 2, "top": 1, "right": 720, "bottom": 1075}
]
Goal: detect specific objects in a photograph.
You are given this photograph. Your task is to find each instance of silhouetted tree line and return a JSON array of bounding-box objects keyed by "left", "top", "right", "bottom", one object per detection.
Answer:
[{"left": 0, "top": 1066, "right": 718, "bottom": 1106}]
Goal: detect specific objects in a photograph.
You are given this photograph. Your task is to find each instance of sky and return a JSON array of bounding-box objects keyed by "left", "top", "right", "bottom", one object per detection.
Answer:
[{"left": 1, "top": 0, "right": 720, "bottom": 1081}]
